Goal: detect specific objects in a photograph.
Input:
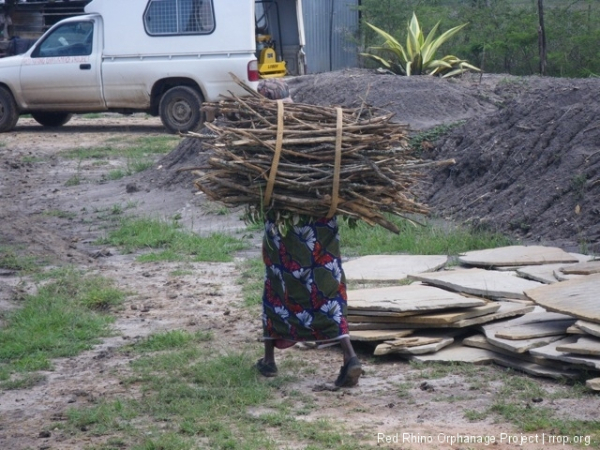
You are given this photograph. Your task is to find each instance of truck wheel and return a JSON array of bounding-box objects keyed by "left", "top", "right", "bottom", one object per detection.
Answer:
[
  {"left": 0, "top": 86, "right": 19, "bottom": 133},
  {"left": 159, "top": 86, "right": 204, "bottom": 134},
  {"left": 31, "top": 112, "right": 73, "bottom": 127}
]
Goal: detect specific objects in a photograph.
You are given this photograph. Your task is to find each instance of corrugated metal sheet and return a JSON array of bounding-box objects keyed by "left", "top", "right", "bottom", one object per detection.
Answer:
[{"left": 302, "top": 0, "right": 359, "bottom": 74}]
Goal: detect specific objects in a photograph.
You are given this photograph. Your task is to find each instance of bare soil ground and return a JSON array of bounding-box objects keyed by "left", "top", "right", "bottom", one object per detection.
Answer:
[{"left": 1, "top": 70, "right": 599, "bottom": 450}]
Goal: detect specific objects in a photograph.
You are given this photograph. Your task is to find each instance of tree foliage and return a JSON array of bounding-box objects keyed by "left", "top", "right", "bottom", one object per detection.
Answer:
[{"left": 359, "top": 0, "right": 600, "bottom": 78}]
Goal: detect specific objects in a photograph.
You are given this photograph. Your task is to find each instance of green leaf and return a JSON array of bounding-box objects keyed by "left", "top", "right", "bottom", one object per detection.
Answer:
[
  {"left": 423, "top": 23, "right": 469, "bottom": 64},
  {"left": 362, "top": 14, "right": 478, "bottom": 78},
  {"left": 442, "top": 68, "right": 470, "bottom": 78}
]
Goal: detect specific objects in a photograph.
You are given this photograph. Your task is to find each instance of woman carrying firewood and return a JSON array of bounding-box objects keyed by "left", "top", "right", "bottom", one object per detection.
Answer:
[{"left": 255, "top": 79, "right": 362, "bottom": 388}]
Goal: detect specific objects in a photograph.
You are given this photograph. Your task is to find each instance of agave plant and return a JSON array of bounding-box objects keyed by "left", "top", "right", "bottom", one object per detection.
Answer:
[{"left": 362, "top": 13, "right": 480, "bottom": 77}]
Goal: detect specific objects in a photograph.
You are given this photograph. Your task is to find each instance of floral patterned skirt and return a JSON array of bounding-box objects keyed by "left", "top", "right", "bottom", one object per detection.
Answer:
[{"left": 261, "top": 216, "right": 349, "bottom": 349}]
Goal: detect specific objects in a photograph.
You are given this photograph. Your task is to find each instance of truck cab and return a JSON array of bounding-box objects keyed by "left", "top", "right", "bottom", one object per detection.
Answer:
[{"left": 0, "top": 0, "right": 263, "bottom": 133}]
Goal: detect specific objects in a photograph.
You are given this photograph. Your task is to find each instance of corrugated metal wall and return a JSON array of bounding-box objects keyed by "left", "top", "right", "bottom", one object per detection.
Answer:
[{"left": 302, "top": 0, "right": 359, "bottom": 74}]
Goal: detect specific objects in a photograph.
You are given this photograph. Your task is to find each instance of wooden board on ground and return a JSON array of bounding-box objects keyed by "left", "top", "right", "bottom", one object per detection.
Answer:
[
  {"left": 587, "top": 378, "right": 600, "bottom": 391},
  {"left": 380, "top": 336, "right": 441, "bottom": 348},
  {"left": 555, "top": 337, "right": 600, "bottom": 356},
  {"left": 386, "top": 303, "right": 501, "bottom": 326},
  {"left": 524, "top": 273, "right": 600, "bottom": 325},
  {"left": 494, "top": 318, "right": 575, "bottom": 340},
  {"left": 482, "top": 310, "right": 575, "bottom": 329},
  {"left": 349, "top": 303, "right": 500, "bottom": 325},
  {"left": 347, "top": 310, "right": 419, "bottom": 318},
  {"left": 486, "top": 333, "right": 564, "bottom": 354},
  {"left": 347, "top": 284, "right": 486, "bottom": 313},
  {"left": 529, "top": 337, "right": 600, "bottom": 370},
  {"left": 560, "top": 260, "right": 600, "bottom": 275},
  {"left": 407, "top": 343, "right": 496, "bottom": 364},
  {"left": 491, "top": 354, "right": 581, "bottom": 380},
  {"left": 553, "top": 270, "right": 583, "bottom": 282},
  {"left": 462, "top": 335, "right": 581, "bottom": 379},
  {"left": 517, "top": 263, "right": 576, "bottom": 284},
  {"left": 343, "top": 255, "right": 447, "bottom": 282},
  {"left": 375, "top": 337, "right": 453, "bottom": 356},
  {"left": 348, "top": 322, "right": 416, "bottom": 331},
  {"left": 479, "top": 312, "right": 573, "bottom": 353},
  {"left": 435, "top": 302, "right": 535, "bottom": 328},
  {"left": 348, "top": 315, "right": 417, "bottom": 323},
  {"left": 351, "top": 303, "right": 534, "bottom": 329},
  {"left": 457, "top": 245, "right": 579, "bottom": 267},
  {"left": 408, "top": 268, "right": 543, "bottom": 300},
  {"left": 463, "top": 334, "right": 554, "bottom": 367},
  {"left": 577, "top": 321, "right": 600, "bottom": 338},
  {"left": 349, "top": 329, "right": 414, "bottom": 342},
  {"left": 567, "top": 325, "right": 586, "bottom": 335},
  {"left": 462, "top": 334, "right": 581, "bottom": 379}
]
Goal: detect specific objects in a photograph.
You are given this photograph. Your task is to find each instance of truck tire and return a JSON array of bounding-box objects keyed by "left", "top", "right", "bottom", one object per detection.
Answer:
[
  {"left": 31, "top": 112, "right": 73, "bottom": 127},
  {"left": 159, "top": 86, "right": 204, "bottom": 134},
  {"left": 0, "top": 86, "right": 19, "bottom": 133}
]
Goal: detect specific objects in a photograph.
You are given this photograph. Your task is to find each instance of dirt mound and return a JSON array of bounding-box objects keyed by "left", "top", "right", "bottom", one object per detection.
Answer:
[
  {"left": 423, "top": 76, "right": 600, "bottom": 253},
  {"left": 150, "top": 137, "right": 209, "bottom": 190},
  {"left": 288, "top": 68, "right": 501, "bottom": 130},
  {"left": 289, "top": 70, "right": 600, "bottom": 252}
]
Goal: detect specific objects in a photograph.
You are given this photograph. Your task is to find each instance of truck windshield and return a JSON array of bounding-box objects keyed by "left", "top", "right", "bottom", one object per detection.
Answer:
[{"left": 32, "top": 21, "right": 94, "bottom": 58}]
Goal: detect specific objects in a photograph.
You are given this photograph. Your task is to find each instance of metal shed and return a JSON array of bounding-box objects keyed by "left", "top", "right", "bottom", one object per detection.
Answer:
[{"left": 301, "top": 0, "right": 359, "bottom": 74}]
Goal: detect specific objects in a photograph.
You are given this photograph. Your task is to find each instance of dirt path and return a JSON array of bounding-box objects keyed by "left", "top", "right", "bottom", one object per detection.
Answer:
[{"left": 0, "top": 107, "right": 598, "bottom": 448}]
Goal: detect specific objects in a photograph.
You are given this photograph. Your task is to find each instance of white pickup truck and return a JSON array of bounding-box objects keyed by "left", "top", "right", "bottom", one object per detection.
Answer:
[{"left": 0, "top": 0, "right": 261, "bottom": 133}]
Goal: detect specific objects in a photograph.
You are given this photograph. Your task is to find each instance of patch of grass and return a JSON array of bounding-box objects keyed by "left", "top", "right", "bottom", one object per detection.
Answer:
[
  {"left": 169, "top": 266, "right": 194, "bottom": 276},
  {"left": 105, "top": 159, "right": 156, "bottom": 181},
  {"left": 21, "top": 155, "right": 45, "bottom": 164},
  {"left": 340, "top": 214, "right": 513, "bottom": 257},
  {"left": 394, "top": 381, "right": 413, "bottom": 399},
  {"left": 97, "top": 217, "right": 248, "bottom": 262},
  {"left": 497, "top": 373, "right": 548, "bottom": 401},
  {"left": 201, "top": 201, "right": 232, "bottom": 216},
  {"left": 42, "top": 209, "right": 77, "bottom": 219},
  {"left": 58, "top": 328, "right": 375, "bottom": 450},
  {"left": 65, "top": 350, "right": 272, "bottom": 448},
  {"left": 62, "top": 136, "right": 179, "bottom": 161},
  {"left": 0, "top": 268, "right": 126, "bottom": 379},
  {"left": 485, "top": 373, "right": 600, "bottom": 442},
  {"left": 91, "top": 203, "right": 138, "bottom": 224},
  {"left": 408, "top": 361, "right": 481, "bottom": 379},
  {"left": 66, "top": 398, "right": 138, "bottom": 437},
  {"left": 0, "top": 372, "right": 47, "bottom": 390},
  {"left": 130, "top": 330, "right": 212, "bottom": 353},
  {"left": 409, "top": 121, "right": 465, "bottom": 153},
  {"left": 464, "top": 409, "right": 488, "bottom": 421},
  {"left": 105, "top": 168, "right": 128, "bottom": 181},
  {"left": 489, "top": 402, "right": 556, "bottom": 432},
  {"left": 65, "top": 174, "right": 82, "bottom": 186},
  {"left": 571, "top": 173, "right": 587, "bottom": 199},
  {"left": 0, "top": 246, "right": 40, "bottom": 272},
  {"left": 62, "top": 136, "right": 180, "bottom": 180}
]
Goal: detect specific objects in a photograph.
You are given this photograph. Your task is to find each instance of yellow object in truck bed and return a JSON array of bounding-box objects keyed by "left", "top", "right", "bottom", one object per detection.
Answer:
[{"left": 258, "top": 46, "right": 286, "bottom": 78}]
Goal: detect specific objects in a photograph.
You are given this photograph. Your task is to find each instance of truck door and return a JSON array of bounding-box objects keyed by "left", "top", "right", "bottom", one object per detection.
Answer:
[{"left": 19, "top": 19, "right": 104, "bottom": 109}]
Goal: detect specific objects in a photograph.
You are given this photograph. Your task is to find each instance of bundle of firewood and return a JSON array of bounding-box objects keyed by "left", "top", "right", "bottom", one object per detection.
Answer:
[{"left": 188, "top": 91, "right": 453, "bottom": 234}]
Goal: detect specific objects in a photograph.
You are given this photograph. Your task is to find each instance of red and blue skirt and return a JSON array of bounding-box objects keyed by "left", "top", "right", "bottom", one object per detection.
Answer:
[{"left": 262, "top": 216, "right": 350, "bottom": 349}]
